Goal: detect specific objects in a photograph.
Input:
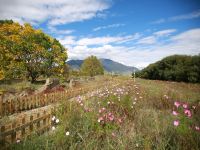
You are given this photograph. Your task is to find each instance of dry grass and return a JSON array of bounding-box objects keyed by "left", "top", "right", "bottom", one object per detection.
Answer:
[{"left": 8, "top": 77, "right": 200, "bottom": 149}]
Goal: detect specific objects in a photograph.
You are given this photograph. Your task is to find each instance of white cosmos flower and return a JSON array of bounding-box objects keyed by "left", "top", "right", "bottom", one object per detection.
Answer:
[
  {"left": 16, "top": 139, "right": 20, "bottom": 143},
  {"left": 66, "top": 131, "right": 70, "bottom": 136},
  {"left": 52, "top": 116, "right": 56, "bottom": 121},
  {"left": 56, "top": 119, "right": 59, "bottom": 123},
  {"left": 52, "top": 126, "right": 56, "bottom": 131}
]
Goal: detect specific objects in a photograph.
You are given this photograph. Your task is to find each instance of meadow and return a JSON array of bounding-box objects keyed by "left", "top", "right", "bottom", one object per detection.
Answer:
[{"left": 9, "top": 77, "right": 200, "bottom": 150}]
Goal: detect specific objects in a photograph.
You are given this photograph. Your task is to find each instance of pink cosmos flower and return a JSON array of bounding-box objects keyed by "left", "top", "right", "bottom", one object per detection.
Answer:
[
  {"left": 109, "top": 116, "right": 114, "bottom": 121},
  {"left": 173, "top": 120, "right": 179, "bottom": 126},
  {"left": 184, "top": 109, "right": 192, "bottom": 117},
  {"left": 174, "top": 101, "right": 180, "bottom": 108},
  {"left": 195, "top": 126, "right": 200, "bottom": 131},
  {"left": 172, "top": 111, "right": 178, "bottom": 116},
  {"left": 183, "top": 104, "right": 188, "bottom": 109}
]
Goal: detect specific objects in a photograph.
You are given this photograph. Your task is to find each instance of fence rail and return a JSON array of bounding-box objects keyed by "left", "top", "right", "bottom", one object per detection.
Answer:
[
  {"left": 0, "top": 106, "right": 53, "bottom": 147},
  {"left": 0, "top": 85, "right": 103, "bottom": 118},
  {"left": 0, "top": 80, "right": 113, "bottom": 147}
]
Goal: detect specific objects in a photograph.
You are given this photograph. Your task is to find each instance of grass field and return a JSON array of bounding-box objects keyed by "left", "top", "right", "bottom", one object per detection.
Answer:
[{"left": 10, "top": 77, "right": 200, "bottom": 150}]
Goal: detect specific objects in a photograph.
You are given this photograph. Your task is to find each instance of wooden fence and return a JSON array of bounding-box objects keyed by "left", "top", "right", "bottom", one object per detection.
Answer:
[
  {"left": 0, "top": 85, "right": 103, "bottom": 118},
  {"left": 0, "top": 81, "right": 113, "bottom": 147},
  {"left": 0, "top": 106, "right": 53, "bottom": 147}
]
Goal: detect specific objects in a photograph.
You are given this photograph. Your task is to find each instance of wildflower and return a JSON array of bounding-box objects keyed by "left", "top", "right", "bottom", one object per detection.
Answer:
[
  {"left": 112, "top": 132, "right": 116, "bottom": 137},
  {"left": 183, "top": 104, "right": 188, "bottom": 109},
  {"left": 192, "top": 106, "right": 196, "bottom": 109},
  {"left": 52, "top": 126, "right": 56, "bottom": 130},
  {"left": 131, "top": 106, "right": 134, "bottom": 108},
  {"left": 80, "top": 103, "right": 83, "bottom": 106},
  {"left": 164, "top": 95, "right": 169, "bottom": 99},
  {"left": 56, "top": 119, "right": 59, "bottom": 123},
  {"left": 173, "top": 120, "right": 179, "bottom": 126},
  {"left": 174, "top": 101, "right": 180, "bottom": 108},
  {"left": 107, "top": 101, "right": 110, "bottom": 105},
  {"left": 99, "top": 109, "right": 102, "bottom": 113},
  {"left": 139, "top": 96, "right": 143, "bottom": 99},
  {"left": 195, "top": 126, "right": 200, "bottom": 131},
  {"left": 184, "top": 109, "right": 192, "bottom": 117},
  {"left": 172, "top": 111, "right": 178, "bottom": 116},
  {"left": 98, "top": 117, "right": 104, "bottom": 123},
  {"left": 66, "top": 131, "right": 70, "bottom": 136},
  {"left": 16, "top": 139, "right": 20, "bottom": 143},
  {"left": 118, "top": 118, "right": 122, "bottom": 123},
  {"left": 136, "top": 143, "right": 139, "bottom": 147},
  {"left": 133, "top": 102, "right": 136, "bottom": 105},
  {"left": 52, "top": 116, "right": 56, "bottom": 121}
]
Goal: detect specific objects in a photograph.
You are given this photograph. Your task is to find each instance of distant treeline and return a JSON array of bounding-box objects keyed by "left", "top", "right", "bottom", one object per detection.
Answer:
[{"left": 134, "top": 55, "right": 200, "bottom": 83}]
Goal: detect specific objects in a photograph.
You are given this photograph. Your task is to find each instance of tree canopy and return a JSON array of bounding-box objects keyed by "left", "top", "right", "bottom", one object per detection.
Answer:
[
  {"left": 134, "top": 55, "right": 200, "bottom": 83},
  {"left": 81, "top": 56, "right": 104, "bottom": 77},
  {"left": 0, "top": 20, "right": 68, "bottom": 82}
]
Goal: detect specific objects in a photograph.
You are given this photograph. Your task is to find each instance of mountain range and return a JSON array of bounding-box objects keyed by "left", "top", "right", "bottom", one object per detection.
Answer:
[{"left": 67, "top": 58, "right": 138, "bottom": 75}]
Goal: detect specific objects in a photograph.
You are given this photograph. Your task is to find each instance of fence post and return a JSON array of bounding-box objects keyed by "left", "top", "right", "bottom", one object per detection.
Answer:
[
  {"left": 30, "top": 115, "right": 33, "bottom": 132},
  {"left": 22, "top": 117, "right": 25, "bottom": 137},
  {"left": 11, "top": 122, "right": 16, "bottom": 143},
  {"left": 0, "top": 96, "right": 3, "bottom": 118},
  {"left": 0, "top": 126, "right": 5, "bottom": 146}
]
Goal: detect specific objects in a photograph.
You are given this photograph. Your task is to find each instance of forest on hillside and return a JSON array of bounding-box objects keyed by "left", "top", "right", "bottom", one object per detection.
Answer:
[{"left": 135, "top": 55, "right": 200, "bottom": 83}]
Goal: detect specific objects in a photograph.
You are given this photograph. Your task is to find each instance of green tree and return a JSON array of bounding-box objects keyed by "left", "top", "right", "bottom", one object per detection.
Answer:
[
  {"left": 81, "top": 56, "right": 104, "bottom": 77},
  {"left": 136, "top": 55, "right": 200, "bottom": 83}
]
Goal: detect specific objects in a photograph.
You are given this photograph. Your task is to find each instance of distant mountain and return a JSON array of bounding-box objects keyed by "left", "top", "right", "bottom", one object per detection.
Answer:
[{"left": 67, "top": 58, "right": 139, "bottom": 75}]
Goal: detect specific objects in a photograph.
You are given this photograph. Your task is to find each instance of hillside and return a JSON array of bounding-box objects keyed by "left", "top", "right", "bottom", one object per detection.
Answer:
[{"left": 67, "top": 58, "right": 138, "bottom": 74}]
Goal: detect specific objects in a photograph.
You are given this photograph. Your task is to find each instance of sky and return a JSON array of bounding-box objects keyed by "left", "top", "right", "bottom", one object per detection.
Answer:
[{"left": 0, "top": 0, "right": 200, "bottom": 68}]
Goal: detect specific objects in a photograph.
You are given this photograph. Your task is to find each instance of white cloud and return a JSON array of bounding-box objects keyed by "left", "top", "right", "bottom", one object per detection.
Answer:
[
  {"left": 0, "top": 0, "right": 111, "bottom": 25},
  {"left": 58, "top": 36, "right": 76, "bottom": 45},
  {"left": 48, "top": 26, "right": 74, "bottom": 35},
  {"left": 153, "top": 29, "right": 177, "bottom": 37},
  {"left": 151, "top": 10, "right": 200, "bottom": 24},
  {"left": 169, "top": 10, "right": 200, "bottom": 21},
  {"left": 66, "top": 28, "right": 200, "bottom": 68},
  {"left": 137, "top": 36, "right": 157, "bottom": 44},
  {"left": 76, "top": 33, "right": 141, "bottom": 46},
  {"left": 93, "top": 23, "right": 125, "bottom": 31}
]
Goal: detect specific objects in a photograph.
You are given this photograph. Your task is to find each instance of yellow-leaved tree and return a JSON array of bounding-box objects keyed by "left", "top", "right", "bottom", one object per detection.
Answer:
[{"left": 0, "top": 20, "right": 68, "bottom": 82}]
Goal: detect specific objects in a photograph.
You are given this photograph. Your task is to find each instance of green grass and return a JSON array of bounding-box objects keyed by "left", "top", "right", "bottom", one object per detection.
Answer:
[{"left": 10, "top": 77, "right": 200, "bottom": 149}]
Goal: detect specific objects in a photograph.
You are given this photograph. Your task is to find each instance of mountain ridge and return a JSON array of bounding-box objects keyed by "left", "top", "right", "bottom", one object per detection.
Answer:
[{"left": 67, "top": 58, "right": 138, "bottom": 75}]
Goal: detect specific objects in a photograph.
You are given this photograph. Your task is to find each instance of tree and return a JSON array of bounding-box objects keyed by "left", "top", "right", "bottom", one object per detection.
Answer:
[
  {"left": 81, "top": 56, "right": 104, "bottom": 77},
  {"left": 136, "top": 55, "right": 200, "bottom": 83},
  {"left": 0, "top": 20, "right": 68, "bottom": 82}
]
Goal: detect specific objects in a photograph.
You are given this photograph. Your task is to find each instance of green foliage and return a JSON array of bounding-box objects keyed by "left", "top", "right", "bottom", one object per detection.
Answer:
[
  {"left": 81, "top": 55, "right": 104, "bottom": 77},
  {"left": 135, "top": 55, "right": 200, "bottom": 83},
  {"left": 0, "top": 20, "right": 68, "bottom": 82}
]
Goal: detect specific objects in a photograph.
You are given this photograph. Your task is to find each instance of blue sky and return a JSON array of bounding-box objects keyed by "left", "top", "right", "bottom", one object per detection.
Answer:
[{"left": 0, "top": 0, "right": 200, "bottom": 68}]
